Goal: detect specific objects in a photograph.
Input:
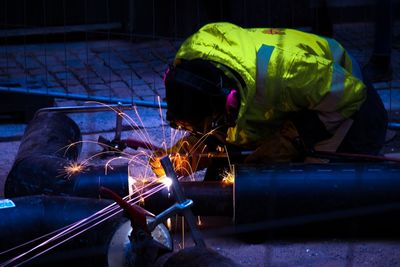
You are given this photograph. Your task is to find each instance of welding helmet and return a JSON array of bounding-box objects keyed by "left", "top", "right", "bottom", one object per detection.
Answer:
[{"left": 164, "top": 59, "right": 238, "bottom": 136}]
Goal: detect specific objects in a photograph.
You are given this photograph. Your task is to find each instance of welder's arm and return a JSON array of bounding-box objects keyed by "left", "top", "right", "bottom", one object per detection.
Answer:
[
  {"left": 244, "top": 120, "right": 302, "bottom": 163},
  {"left": 149, "top": 135, "right": 211, "bottom": 177}
]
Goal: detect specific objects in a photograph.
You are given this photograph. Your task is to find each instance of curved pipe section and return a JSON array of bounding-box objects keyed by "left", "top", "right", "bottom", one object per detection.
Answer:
[
  {"left": 5, "top": 111, "right": 128, "bottom": 198},
  {"left": 5, "top": 112, "right": 81, "bottom": 197}
]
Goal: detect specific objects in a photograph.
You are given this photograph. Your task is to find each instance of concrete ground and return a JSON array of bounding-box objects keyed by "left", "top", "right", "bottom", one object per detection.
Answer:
[{"left": 1, "top": 22, "right": 400, "bottom": 266}]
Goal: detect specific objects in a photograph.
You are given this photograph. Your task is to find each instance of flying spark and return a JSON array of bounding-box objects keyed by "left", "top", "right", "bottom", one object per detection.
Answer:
[{"left": 61, "top": 161, "right": 87, "bottom": 179}]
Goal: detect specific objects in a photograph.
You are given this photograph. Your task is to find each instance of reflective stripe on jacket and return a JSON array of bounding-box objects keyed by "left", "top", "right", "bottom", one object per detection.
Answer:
[{"left": 174, "top": 22, "right": 366, "bottom": 148}]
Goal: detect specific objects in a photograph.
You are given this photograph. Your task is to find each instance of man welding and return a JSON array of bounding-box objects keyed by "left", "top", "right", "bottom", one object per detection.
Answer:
[{"left": 152, "top": 22, "right": 388, "bottom": 178}]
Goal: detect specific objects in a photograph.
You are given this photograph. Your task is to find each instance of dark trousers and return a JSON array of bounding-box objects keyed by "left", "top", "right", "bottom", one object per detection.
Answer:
[{"left": 337, "top": 85, "right": 388, "bottom": 155}]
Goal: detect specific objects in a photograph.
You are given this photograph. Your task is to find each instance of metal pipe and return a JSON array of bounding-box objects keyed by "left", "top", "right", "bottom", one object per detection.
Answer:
[
  {"left": 11, "top": 157, "right": 400, "bottom": 231},
  {"left": 234, "top": 163, "right": 400, "bottom": 226},
  {"left": 140, "top": 163, "right": 400, "bottom": 233},
  {"left": 37, "top": 102, "right": 167, "bottom": 115},
  {"left": 0, "top": 87, "right": 167, "bottom": 109},
  {"left": 6, "top": 155, "right": 129, "bottom": 199},
  {"left": 5, "top": 111, "right": 128, "bottom": 198},
  {"left": 0, "top": 23, "right": 122, "bottom": 37},
  {"left": 114, "top": 103, "right": 124, "bottom": 141},
  {"left": 5, "top": 111, "right": 81, "bottom": 197},
  {"left": 38, "top": 104, "right": 138, "bottom": 114},
  {"left": 388, "top": 122, "right": 400, "bottom": 130},
  {"left": 0, "top": 195, "right": 125, "bottom": 266}
]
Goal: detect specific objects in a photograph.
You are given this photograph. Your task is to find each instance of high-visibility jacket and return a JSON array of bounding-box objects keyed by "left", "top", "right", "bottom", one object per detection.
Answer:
[{"left": 174, "top": 22, "right": 366, "bottom": 149}]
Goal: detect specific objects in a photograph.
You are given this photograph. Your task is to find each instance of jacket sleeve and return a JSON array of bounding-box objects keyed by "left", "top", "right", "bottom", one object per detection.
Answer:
[{"left": 281, "top": 52, "right": 366, "bottom": 133}]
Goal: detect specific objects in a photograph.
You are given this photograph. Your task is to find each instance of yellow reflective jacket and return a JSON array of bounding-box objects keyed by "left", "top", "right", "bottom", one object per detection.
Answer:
[{"left": 174, "top": 22, "right": 366, "bottom": 149}]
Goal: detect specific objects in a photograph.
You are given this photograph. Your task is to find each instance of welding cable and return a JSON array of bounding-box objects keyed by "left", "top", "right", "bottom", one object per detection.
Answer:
[{"left": 0, "top": 177, "right": 173, "bottom": 267}]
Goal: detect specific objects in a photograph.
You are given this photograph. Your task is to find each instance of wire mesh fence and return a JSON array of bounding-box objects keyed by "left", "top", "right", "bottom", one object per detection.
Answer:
[
  {"left": 0, "top": 0, "right": 399, "bottom": 112},
  {"left": 0, "top": 4, "right": 400, "bottom": 265},
  {"left": 0, "top": 0, "right": 184, "bottom": 108}
]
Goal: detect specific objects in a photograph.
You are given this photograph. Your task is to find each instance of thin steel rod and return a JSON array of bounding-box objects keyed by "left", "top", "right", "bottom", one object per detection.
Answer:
[
  {"left": 35, "top": 103, "right": 160, "bottom": 115},
  {"left": 1, "top": 87, "right": 167, "bottom": 108},
  {"left": 0, "top": 23, "right": 122, "bottom": 37},
  {"left": 388, "top": 122, "right": 400, "bottom": 130}
]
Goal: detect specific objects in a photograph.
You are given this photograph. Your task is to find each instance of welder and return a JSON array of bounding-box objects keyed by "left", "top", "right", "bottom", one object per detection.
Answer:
[{"left": 152, "top": 22, "right": 388, "bottom": 178}]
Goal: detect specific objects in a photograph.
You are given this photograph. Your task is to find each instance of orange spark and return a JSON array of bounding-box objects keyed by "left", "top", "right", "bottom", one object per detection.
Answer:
[
  {"left": 61, "top": 161, "right": 87, "bottom": 179},
  {"left": 221, "top": 168, "right": 235, "bottom": 185}
]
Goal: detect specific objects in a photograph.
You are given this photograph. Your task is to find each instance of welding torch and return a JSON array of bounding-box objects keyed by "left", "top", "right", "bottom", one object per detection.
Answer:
[{"left": 98, "top": 135, "right": 161, "bottom": 151}]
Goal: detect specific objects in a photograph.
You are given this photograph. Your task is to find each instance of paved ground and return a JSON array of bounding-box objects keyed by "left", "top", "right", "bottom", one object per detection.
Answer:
[
  {"left": 0, "top": 39, "right": 180, "bottom": 102},
  {"left": 1, "top": 22, "right": 400, "bottom": 266}
]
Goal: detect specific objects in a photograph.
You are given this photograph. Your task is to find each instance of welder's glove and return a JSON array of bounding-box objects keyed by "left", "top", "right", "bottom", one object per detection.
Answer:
[
  {"left": 149, "top": 135, "right": 210, "bottom": 177},
  {"left": 244, "top": 120, "right": 301, "bottom": 164}
]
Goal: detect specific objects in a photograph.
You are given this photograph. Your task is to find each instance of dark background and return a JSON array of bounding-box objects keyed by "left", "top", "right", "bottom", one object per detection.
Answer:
[{"left": 2, "top": 0, "right": 397, "bottom": 39}]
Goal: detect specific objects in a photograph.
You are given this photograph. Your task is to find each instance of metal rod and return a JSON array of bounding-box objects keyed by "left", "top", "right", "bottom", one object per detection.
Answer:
[
  {"left": 114, "top": 103, "right": 123, "bottom": 141},
  {"left": 0, "top": 87, "right": 167, "bottom": 109},
  {"left": 160, "top": 156, "right": 206, "bottom": 248},
  {"left": 38, "top": 104, "right": 136, "bottom": 114},
  {"left": 0, "top": 23, "right": 122, "bottom": 37},
  {"left": 148, "top": 200, "right": 193, "bottom": 232},
  {"left": 388, "top": 122, "right": 400, "bottom": 130}
]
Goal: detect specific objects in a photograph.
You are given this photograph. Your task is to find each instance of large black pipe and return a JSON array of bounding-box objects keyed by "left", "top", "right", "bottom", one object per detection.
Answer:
[
  {"left": 234, "top": 163, "right": 400, "bottom": 234},
  {"left": 0, "top": 195, "right": 125, "bottom": 266},
  {"left": 140, "top": 163, "right": 400, "bottom": 234},
  {"left": 5, "top": 112, "right": 128, "bottom": 198}
]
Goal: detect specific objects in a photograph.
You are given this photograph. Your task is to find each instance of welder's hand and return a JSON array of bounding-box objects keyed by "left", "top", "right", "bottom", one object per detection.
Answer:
[
  {"left": 149, "top": 135, "right": 209, "bottom": 177},
  {"left": 244, "top": 121, "right": 301, "bottom": 163}
]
